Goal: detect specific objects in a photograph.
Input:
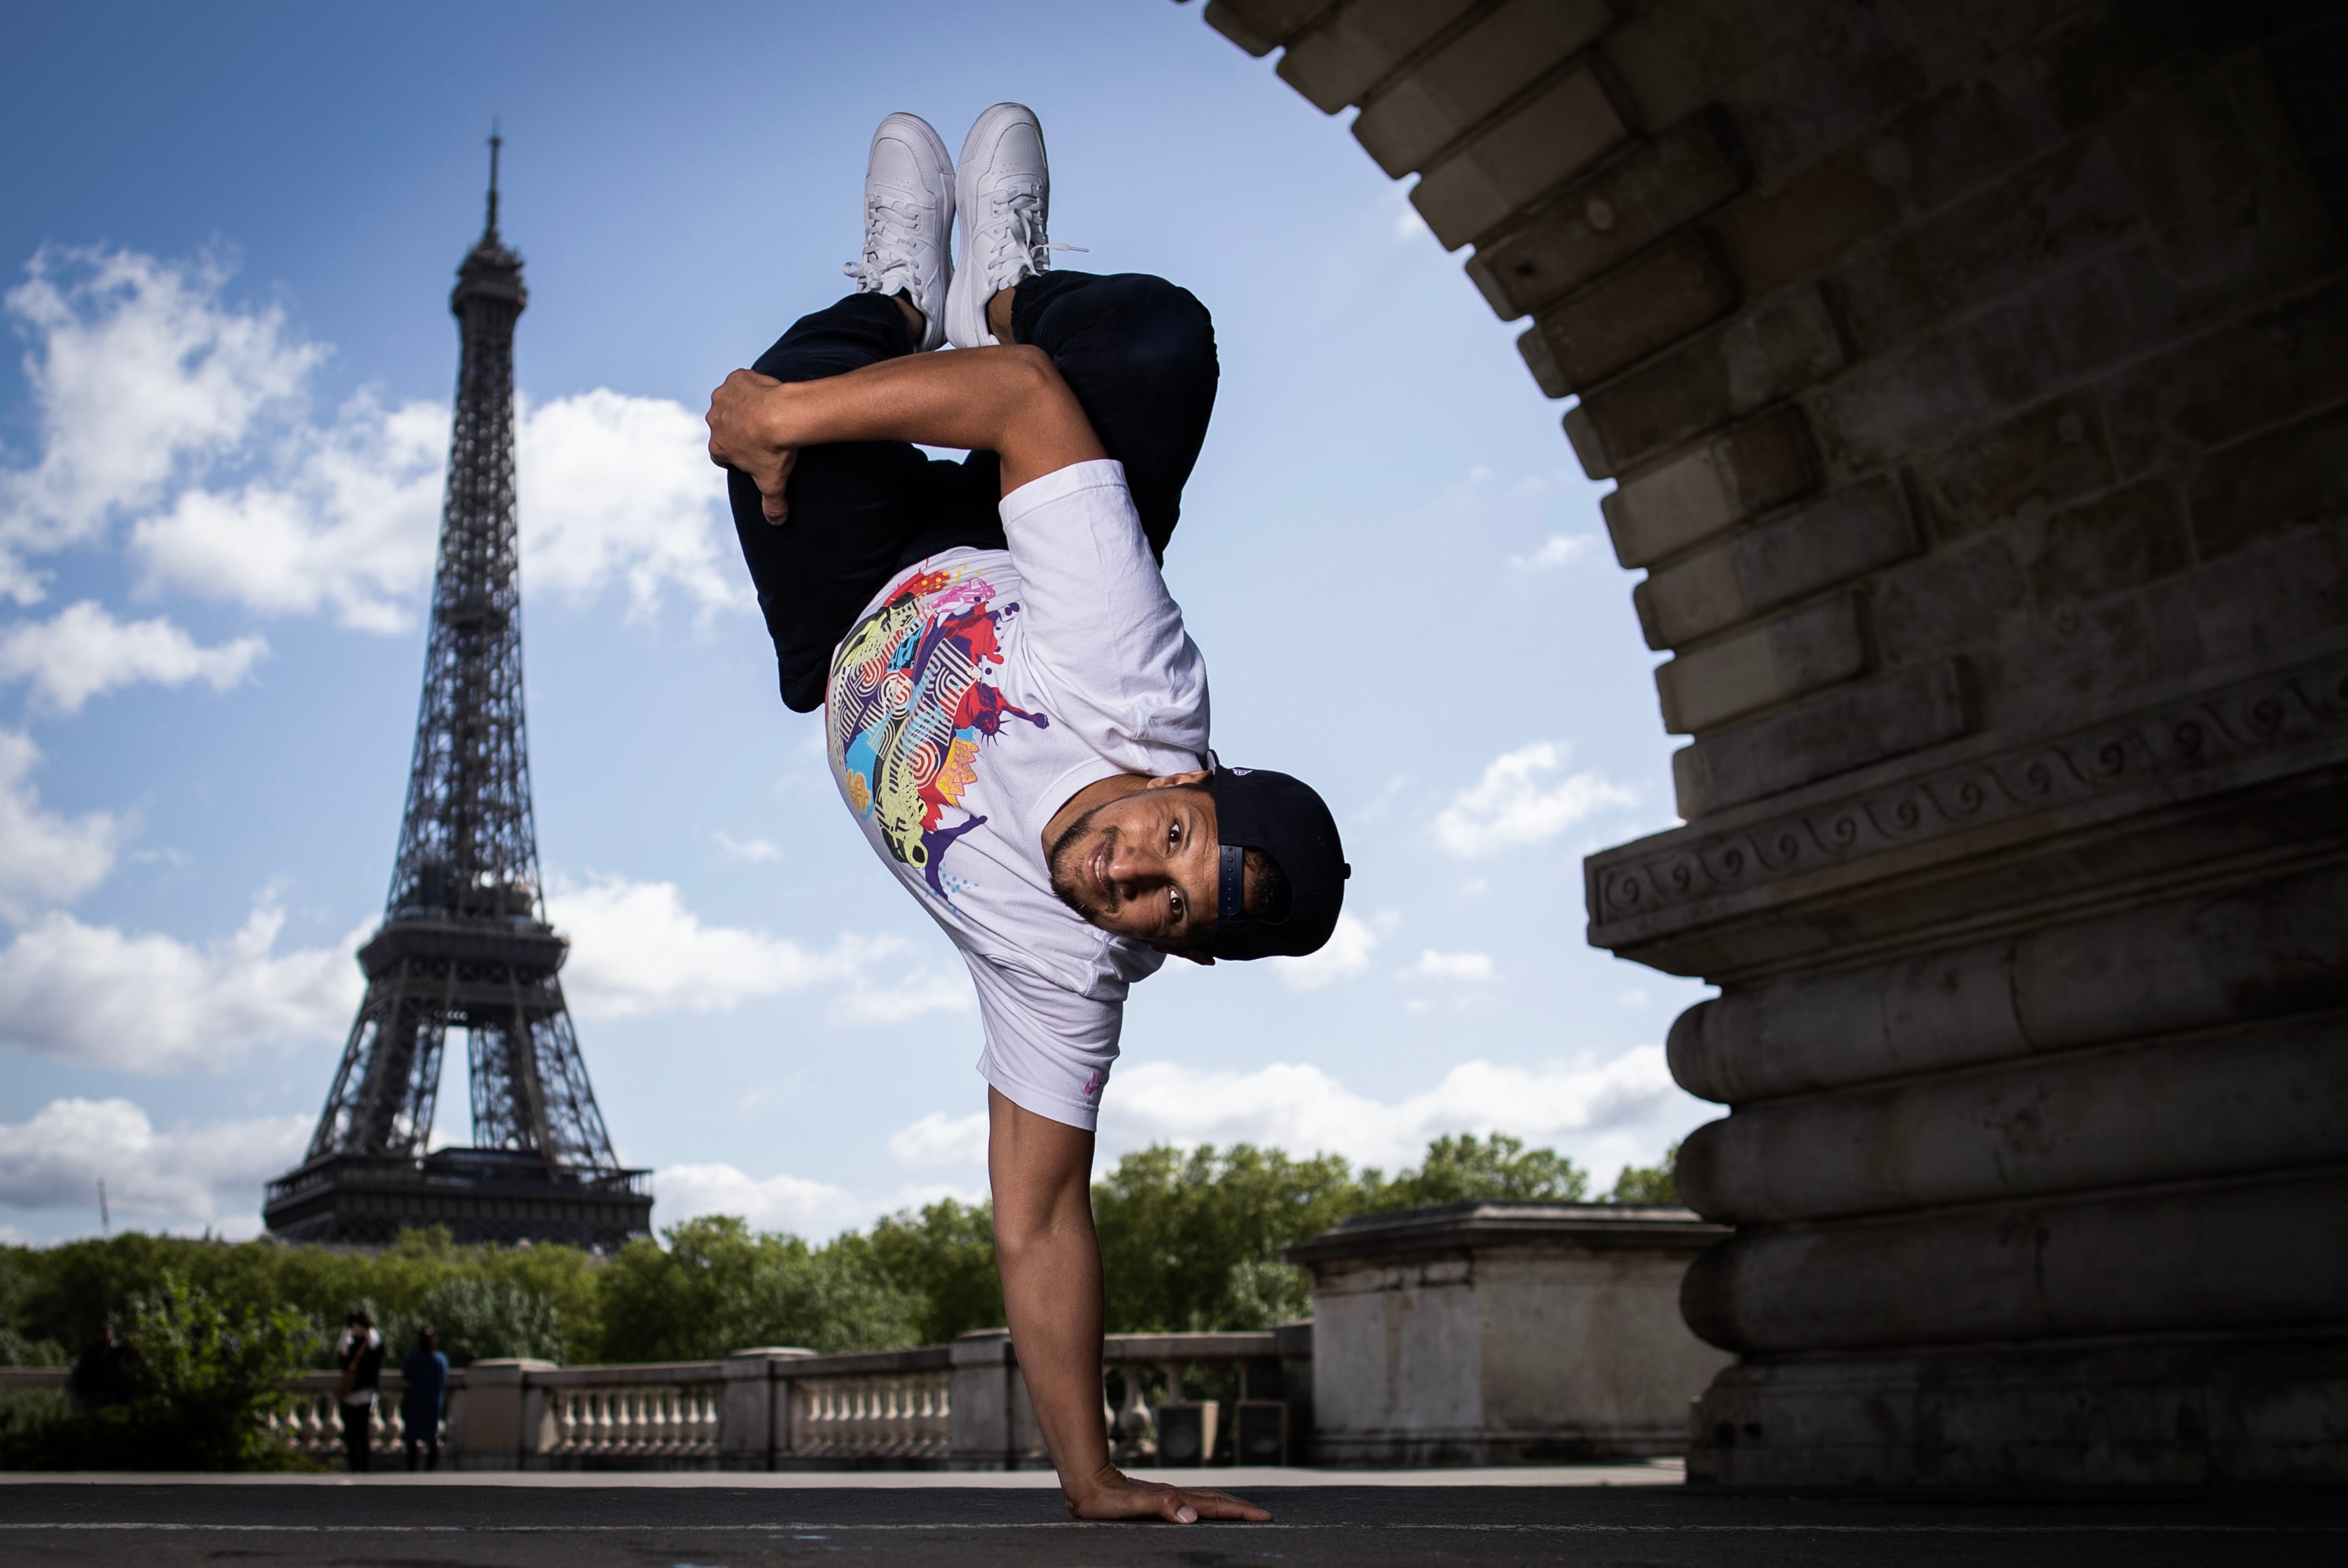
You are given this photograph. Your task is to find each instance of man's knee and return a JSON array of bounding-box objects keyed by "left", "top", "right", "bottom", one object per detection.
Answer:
[
  {"left": 1031, "top": 274, "right": 1216, "bottom": 387},
  {"left": 1100, "top": 277, "right": 1216, "bottom": 387}
]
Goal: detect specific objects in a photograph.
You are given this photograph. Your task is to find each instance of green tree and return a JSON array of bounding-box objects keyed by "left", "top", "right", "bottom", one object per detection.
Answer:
[
  {"left": 0, "top": 1274, "right": 318, "bottom": 1471},
  {"left": 393, "top": 1274, "right": 567, "bottom": 1365},
  {"left": 0, "top": 1228, "right": 603, "bottom": 1373},
  {"left": 1094, "top": 1144, "right": 1366, "bottom": 1333},
  {"left": 1367, "top": 1133, "right": 1589, "bottom": 1209},
  {"left": 590, "top": 1217, "right": 921, "bottom": 1363},
  {"left": 856, "top": 1198, "right": 1004, "bottom": 1344},
  {"left": 1608, "top": 1142, "right": 1681, "bottom": 1204}
]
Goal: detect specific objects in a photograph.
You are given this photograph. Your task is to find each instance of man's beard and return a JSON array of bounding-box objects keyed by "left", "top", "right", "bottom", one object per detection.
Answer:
[{"left": 1047, "top": 806, "right": 1119, "bottom": 920}]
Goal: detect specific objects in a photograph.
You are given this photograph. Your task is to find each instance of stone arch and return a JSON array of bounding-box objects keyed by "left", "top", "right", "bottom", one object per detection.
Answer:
[{"left": 1197, "top": 0, "right": 2348, "bottom": 1487}]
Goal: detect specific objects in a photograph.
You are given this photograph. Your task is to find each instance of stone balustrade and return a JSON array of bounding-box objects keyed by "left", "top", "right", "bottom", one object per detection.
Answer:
[
  {"left": 0, "top": 1333, "right": 1298, "bottom": 1472},
  {"left": 0, "top": 1367, "right": 457, "bottom": 1464},
  {"left": 272, "top": 1369, "right": 448, "bottom": 1462},
  {"left": 539, "top": 1362, "right": 723, "bottom": 1463}
]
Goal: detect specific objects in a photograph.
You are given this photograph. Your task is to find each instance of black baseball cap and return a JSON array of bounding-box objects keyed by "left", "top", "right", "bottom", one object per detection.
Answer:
[{"left": 1208, "top": 764, "right": 1349, "bottom": 960}]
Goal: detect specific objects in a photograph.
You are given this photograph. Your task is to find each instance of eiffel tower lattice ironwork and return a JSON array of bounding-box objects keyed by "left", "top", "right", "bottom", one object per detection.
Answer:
[{"left": 265, "top": 136, "right": 651, "bottom": 1250}]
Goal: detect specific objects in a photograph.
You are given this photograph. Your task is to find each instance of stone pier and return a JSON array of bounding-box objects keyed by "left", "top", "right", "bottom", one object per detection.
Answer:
[
  {"left": 1286, "top": 1203, "right": 1731, "bottom": 1464},
  {"left": 1204, "top": 0, "right": 2348, "bottom": 1485}
]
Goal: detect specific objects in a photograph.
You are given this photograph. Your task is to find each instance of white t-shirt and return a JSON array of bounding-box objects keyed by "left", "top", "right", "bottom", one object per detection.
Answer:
[{"left": 825, "top": 460, "right": 1210, "bottom": 1129}]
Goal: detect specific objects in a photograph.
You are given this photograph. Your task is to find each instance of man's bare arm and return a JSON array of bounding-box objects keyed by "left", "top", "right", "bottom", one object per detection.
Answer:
[
  {"left": 708, "top": 346, "right": 1106, "bottom": 522},
  {"left": 987, "top": 1089, "right": 1270, "bottom": 1525}
]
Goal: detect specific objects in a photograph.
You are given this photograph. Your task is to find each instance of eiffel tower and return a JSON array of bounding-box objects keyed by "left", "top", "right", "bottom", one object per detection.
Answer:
[{"left": 265, "top": 137, "right": 652, "bottom": 1251}]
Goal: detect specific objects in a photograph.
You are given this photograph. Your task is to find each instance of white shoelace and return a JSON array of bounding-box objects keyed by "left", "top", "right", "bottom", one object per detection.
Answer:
[
  {"left": 844, "top": 195, "right": 940, "bottom": 298},
  {"left": 974, "top": 187, "right": 1084, "bottom": 290}
]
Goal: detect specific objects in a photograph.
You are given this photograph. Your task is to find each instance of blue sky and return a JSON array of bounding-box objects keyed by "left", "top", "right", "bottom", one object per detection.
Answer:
[{"left": 0, "top": 0, "right": 1713, "bottom": 1244}]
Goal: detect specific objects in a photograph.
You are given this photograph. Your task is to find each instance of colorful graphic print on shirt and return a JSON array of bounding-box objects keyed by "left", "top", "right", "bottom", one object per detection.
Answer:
[{"left": 829, "top": 566, "right": 1049, "bottom": 902}]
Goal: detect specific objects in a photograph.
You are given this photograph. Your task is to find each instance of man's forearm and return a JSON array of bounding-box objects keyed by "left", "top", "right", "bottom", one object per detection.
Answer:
[
  {"left": 986, "top": 1089, "right": 1116, "bottom": 1495},
  {"left": 708, "top": 345, "right": 1106, "bottom": 502}
]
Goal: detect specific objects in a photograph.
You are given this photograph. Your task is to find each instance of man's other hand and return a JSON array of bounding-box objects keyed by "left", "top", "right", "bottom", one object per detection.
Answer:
[
  {"left": 1064, "top": 1464, "right": 1272, "bottom": 1525},
  {"left": 706, "top": 368, "right": 798, "bottom": 524}
]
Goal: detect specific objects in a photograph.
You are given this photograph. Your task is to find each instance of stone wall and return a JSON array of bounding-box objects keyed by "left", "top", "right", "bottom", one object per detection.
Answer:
[{"left": 1204, "top": 0, "right": 2348, "bottom": 1486}]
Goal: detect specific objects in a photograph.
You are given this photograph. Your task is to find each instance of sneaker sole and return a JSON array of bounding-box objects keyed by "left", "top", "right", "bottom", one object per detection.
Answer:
[
  {"left": 946, "top": 102, "right": 1046, "bottom": 350},
  {"left": 870, "top": 113, "right": 955, "bottom": 351}
]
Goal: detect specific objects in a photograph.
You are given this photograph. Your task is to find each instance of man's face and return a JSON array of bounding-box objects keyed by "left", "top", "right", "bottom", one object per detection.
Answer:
[{"left": 1047, "top": 777, "right": 1220, "bottom": 958}]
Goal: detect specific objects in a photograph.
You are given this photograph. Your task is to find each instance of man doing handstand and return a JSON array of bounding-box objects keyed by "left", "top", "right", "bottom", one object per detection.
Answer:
[{"left": 708, "top": 106, "right": 1347, "bottom": 1524}]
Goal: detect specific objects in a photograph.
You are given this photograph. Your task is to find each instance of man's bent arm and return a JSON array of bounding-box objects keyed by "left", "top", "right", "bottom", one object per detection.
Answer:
[
  {"left": 709, "top": 347, "right": 1106, "bottom": 521},
  {"left": 986, "top": 1088, "right": 1270, "bottom": 1525}
]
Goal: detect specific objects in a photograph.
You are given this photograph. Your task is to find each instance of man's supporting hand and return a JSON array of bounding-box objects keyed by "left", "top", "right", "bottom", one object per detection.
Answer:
[
  {"left": 1064, "top": 1463, "right": 1273, "bottom": 1525},
  {"left": 706, "top": 368, "right": 799, "bottom": 524}
]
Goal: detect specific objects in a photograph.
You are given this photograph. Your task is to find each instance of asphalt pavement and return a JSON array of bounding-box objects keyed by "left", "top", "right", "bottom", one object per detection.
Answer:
[{"left": 1, "top": 1478, "right": 2345, "bottom": 1567}]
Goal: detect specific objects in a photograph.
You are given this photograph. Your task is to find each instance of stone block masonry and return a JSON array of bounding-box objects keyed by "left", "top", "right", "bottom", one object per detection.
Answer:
[
  {"left": 1206, "top": 0, "right": 2348, "bottom": 1487},
  {"left": 1283, "top": 1204, "right": 1733, "bottom": 1464}
]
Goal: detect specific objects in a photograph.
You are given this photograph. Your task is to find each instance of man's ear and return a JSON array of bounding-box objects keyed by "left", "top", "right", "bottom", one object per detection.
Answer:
[
  {"left": 1148, "top": 942, "right": 1216, "bottom": 966},
  {"left": 1142, "top": 768, "right": 1212, "bottom": 791}
]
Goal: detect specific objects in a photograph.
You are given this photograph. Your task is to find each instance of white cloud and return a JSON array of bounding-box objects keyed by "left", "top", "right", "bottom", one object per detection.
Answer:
[
  {"left": 0, "top": 898, "right": 362, "bottom": 1073},
  {"left": 653, "top": 1161, "right": 864, "bottom": 1238},
  {"left": 1432, "top": 741, "right": 1639, "bottom": 858},
  {"left": 1400, "top": 949, "right": 1496, "bottom": 983},
  {"left": 2, "top": 243, "right": 739, "bottom": 631},
  {"left": 0, "top": 1096, "right": 313, "bottom": 1228},
  {"left": 0, "top": 729, "right": 121, "bottom": 919},
  {"left": 1273, "top": 910, "right": 1381, "bottom": 992},
  {"left": 130, "top": 391, "right": 448, "bottom": 633},
  {"left": 517, "top": 389, "right": 746, "bottom": 621},
  {"left": 1102, "top": 1048, "right": 1682, "bottom": 1173},
  {"left": 0, "top": 247, "right": 321, "bottom": 603},
  {"left": 134, "top": 386, "right": 742, "bottom": 633},
  {"left": 714, "top": 831, "right": 782, "bottom": 864},
  {"left": 1617, "top": 987, "right": 1649, "bottom": 1009},
  {"left": 887, "top": 1110, "right": 989, "bottom": 1169},
  {"left": 0, "top": 600, "right": 267, "bottom": 712},
  {"left": 1508, "top": 533, "right": 1597, "bottom": 571},
  {"left": 547, "top": 874, "right": 968, "bottom": 1026},
  {"left": 830, "top": 966, "right": 976, "bottom": 1025}
]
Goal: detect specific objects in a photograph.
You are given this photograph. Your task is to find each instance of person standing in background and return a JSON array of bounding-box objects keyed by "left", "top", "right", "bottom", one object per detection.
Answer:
[
  {"left": 334, "top": 1308, "right": 385, "bottom": 1473},
  {"left": 69, "top": 1319, "right": 132, "bottom": 1411},
  {"left": 400, "top": 1327, "right": 450, "bottom": 1472}
]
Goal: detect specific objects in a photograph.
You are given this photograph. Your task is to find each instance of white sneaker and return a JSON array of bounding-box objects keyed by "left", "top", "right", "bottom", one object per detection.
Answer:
[
  {"left": 946, "top": 102, "right": 1077, "bottom": 349},
  {"left": 845, "top": 113, "right": 954, "bottom": 352}
]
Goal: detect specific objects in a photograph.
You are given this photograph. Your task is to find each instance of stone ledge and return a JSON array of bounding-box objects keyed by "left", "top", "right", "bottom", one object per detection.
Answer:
[
  {"left": 1201, "top": 0, "right": 1334, "bottom": 58},
  {"left": 1655, "top": 594, "right": 1864, "bottom": 734},
  {"left": 1351, "top": 0, "right": 1613, "bottom": 178},
  {"left": 1573, "top": 282, "right": 1847, "bottom": 474},
  {"left": 1636, "top": 473, "right": 1917, "bottom": 650},
  {"left": 1277, "top": 0, "right": 1482, "bottom": 116},
  {"left": 1689, "top": 1331, "right": 2348, "bottom": 1487},
  {"left": 1529, "top": 227, "right": 1741, "bottom": 392},
  {"left": 1601, "top": 404, "right": 1818, "bottom": 568},
  {"left": 1469, "top": 110, "right": 1748, "bottom": 322},
  {"left": 1681, "top": 1165, "right": 2348, "bottom": 1356},
  {"left": 1412, "top": 64, "right": 1632, "bottom": 250},
  {"left": 1666, "top": 861, "right": 2348, "bottom": 1105},
  {"left": 1587, "top": 638, "right": 2348, "bottom": 964},
  {"left": 1677, "top": 1008, "right": 2348, "bottom": 1224},
  {"left": 1282, "top": 1202, "right": 1727, "bottom": 1266},
  {"left": 1670, "top": 659, "right": 1973, "bottom": 818}
]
